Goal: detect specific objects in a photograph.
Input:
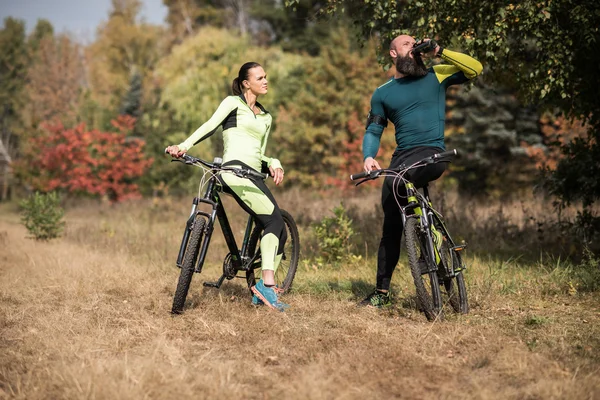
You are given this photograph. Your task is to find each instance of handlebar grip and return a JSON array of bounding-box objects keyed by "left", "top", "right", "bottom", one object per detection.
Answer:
[
  {"left": 350, "top": 171, "right": 369, "bottom": 181},
  {"left": 247, "top": 169, "right": 268, "bottom": 180},
  {"left": 433, "top": 149, "right": 457, "bottom": 159}
]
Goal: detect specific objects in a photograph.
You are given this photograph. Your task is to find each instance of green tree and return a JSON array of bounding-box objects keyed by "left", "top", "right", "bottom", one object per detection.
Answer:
[
  {"left": 0, "top": 18, "right": 29, "bottom": 200},
  {"left": 86, "top": 0, "right": 164, "bottom": 129},
  {"left": 20, "top": 191, "right": 65, "bottom": 240},
  {"left": 153, "top": 26, "right": 304, "bottom": 191},
  {"left": 120, "top": 68, "right": 143, "bottom": 119},
  {"left": 0, "top": 18, "right": 28, "bottom": 158},
  {"left": 292, "top": 0, "right": 600, "bottom": 227},
  {"left": 28, "top": 19, "right": 54, "bottom": 54},
  {"left": 273, "top": 28, "right": 394, "bottom": 187}
]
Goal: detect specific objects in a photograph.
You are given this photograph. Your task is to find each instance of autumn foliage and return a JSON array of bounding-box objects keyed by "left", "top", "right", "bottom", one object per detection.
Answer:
[
  {"left": 524, "top": 114, "right": 589, "bottom": 170},
  {"left": 18, "top": 115, "right": 153, "bottom": 202}
]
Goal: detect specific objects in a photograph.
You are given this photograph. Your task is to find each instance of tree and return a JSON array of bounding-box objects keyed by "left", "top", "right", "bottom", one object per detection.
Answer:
[
  {"left": 16, "top": 116, "right": 153, "bottom": 202},
  {"left": 27, "top": 19, "right": 54, "bottom": 54},
  {"left": 23, "top": 34, "right": 85, "bottom": 129},
  {"left": 86, "top": 0, "right": 164, "bottom": 129},
  {"left": 120, "top": 68, "right": 143, "bottom": 119},
  {"left": 293, "top": 0, "right": 600, "bottom": 225},
  {"left": 0, "top": 18, "right": 29, "bottom": 200},
  {"left": 273, "top": 28, "right": 395, "bottom": 188}
]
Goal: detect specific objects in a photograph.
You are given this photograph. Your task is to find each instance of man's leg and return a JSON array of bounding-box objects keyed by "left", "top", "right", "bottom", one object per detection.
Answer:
[{"left": 376, "top": 172, "right": 406, "bottom": 291}]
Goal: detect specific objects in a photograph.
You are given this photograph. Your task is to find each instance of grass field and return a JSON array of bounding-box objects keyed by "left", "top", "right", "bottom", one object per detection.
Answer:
[{"left": 1, "top": 191, "right": 599, "bottom": 399}]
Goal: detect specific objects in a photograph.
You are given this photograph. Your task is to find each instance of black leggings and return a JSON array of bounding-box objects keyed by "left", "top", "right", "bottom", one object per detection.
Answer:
[
  {"left": 218, "top": 161, "right": 287, "bottom": 271},
  {"left": 376, "top": 146, "right": 448, "bottom": 290}
]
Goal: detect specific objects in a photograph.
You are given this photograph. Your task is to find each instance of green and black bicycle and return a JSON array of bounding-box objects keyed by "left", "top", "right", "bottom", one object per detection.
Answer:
[
  {"left": 168, "top": 153, "right": 300, "bottom": 315},
  {"left": 351, "top": 149, "right": 468, "bottom": 321}
]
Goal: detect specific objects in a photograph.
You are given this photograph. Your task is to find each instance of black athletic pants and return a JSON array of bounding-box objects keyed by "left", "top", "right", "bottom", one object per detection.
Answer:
[{"left": 376, "top": 146, "right": 448, "bottom": 290}]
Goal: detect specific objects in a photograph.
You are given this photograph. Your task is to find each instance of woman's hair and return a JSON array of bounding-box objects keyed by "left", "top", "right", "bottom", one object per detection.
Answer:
[{"left": 232, "top": 62, "right": 262, "bottom": 95}]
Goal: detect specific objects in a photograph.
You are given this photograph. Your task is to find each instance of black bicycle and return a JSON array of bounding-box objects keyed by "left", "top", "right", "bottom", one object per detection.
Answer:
[
  {"left": 350, "top": 149, "right": 468, "bottom": 321},
  {"left": 168, "top": 153, "right": 300, "bottom": 314}
]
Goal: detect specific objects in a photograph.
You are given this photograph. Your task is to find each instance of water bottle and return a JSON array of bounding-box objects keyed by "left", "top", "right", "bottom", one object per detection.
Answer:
[{"left": 412, "top": 39, "right": 437, "bottom": 55}]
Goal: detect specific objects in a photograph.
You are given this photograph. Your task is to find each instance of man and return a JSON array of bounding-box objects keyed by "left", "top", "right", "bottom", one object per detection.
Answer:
[{"left": 360, "top": 35, "right": 483, "bottom": 307}]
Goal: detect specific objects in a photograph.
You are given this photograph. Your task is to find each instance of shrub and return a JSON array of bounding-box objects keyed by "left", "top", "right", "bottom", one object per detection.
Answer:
[
  {"left": 20, "top": 191, "right": 65, "bottom": 240},
  {"left": 313, "top": 202, "right": 360, "bottom": 265}
]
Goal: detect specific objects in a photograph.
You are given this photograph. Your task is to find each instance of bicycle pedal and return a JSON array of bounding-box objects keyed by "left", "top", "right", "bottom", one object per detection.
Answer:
[
  {"left": 203, "top": 281, "right": 221, "bottom": 288},
  {"left": 452, "top": 244, "right": 467, "bottom": 252}
]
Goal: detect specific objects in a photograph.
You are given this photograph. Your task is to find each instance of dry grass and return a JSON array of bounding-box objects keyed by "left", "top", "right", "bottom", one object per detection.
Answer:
[{"left": 1, "top": 194, "right": 599, "bottom": 400}]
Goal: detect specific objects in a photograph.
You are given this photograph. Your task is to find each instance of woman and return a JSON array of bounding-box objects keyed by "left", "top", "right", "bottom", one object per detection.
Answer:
[{"left": 166, "top": 62, "right": 289, "bottom": 311}]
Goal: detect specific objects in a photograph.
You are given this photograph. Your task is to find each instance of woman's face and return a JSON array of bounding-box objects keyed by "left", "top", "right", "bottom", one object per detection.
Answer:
[{"left": 243, "top": 66, "right": 268, "bottom": 96}]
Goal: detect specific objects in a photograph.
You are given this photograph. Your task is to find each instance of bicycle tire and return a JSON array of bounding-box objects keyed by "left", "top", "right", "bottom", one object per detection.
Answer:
[
  {"left": 405, "top": 217, "right": 443, "bottom": 321},
  {"left": 433, "top": 215, "right": 469, "bottom": 314},
  {"left": 171, "top": 215, "right": 206, "bottom": 314},
  {"left": 246, "top": 209, "right": 300, "bottom": 293},
  {"left": 442, "top": 250, "right": 469, "bottom": 314}
]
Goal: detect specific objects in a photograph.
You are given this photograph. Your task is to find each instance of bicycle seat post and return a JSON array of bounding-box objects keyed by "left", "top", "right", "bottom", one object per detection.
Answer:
[{"left": 422, "top": 184, "right": 430, "bottom": 203}]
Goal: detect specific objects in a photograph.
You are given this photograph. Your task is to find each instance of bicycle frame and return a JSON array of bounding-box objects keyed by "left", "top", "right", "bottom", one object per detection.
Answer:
[
  {"left": 401, "top": 181, "right": 465, "bottom": 277},
  {"left": 175, "top": 168, "right": 262, "bottom": 285}
]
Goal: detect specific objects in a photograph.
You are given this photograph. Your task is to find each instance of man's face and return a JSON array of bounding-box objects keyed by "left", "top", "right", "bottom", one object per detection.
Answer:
[
  {"left": 390, "top": 35, "right": 428, "bottom": 77},
  {"left": 390, "top": 35, "right": 416, "bottom": 59}
]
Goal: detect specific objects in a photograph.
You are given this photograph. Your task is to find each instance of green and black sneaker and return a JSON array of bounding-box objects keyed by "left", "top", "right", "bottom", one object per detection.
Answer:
[{"left": 359, "top": 289, "right": 392, "bottom": 308}]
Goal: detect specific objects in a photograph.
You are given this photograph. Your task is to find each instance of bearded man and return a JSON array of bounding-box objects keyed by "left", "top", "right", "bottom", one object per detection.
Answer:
[{"left": 360, "top": 35, "right": 483, "bottom": 308}]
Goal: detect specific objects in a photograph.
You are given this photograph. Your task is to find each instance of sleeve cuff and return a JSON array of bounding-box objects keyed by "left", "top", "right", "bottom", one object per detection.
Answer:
[{"left": 269, "top": 158, "right": 283, "bottom": 171}]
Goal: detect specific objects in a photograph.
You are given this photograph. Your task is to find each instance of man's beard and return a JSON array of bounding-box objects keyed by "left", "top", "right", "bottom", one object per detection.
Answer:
[{"left": 395, "top": 53, "right": 428, "bottom": 77}]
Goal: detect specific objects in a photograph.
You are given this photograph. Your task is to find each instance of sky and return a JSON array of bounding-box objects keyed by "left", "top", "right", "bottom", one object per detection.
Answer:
[{"left": 0, "top": 0, "right": 167, "bottom": 42}]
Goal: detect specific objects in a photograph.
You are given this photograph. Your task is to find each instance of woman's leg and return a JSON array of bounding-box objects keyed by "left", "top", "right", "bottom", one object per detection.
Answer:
[{"left": 219, "top": 171, "right": 286, "bottom": 284}]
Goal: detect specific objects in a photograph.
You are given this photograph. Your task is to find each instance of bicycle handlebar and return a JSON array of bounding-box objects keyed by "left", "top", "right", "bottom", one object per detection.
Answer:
[
  {"left": 350, "top": 149, "right": 457, "bottom": 182},
  {"left": 165, "top": 149, "right": 268, "bottom": 181}
]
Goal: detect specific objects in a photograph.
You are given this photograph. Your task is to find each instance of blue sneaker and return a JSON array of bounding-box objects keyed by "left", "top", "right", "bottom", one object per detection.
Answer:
[
  {"left": 251, "top": 294, "right": 263, "bottom": 306},
  {"left": 251, "top": 280, "right": 289, "bottom": 311},
  {"left": 251, "top": 283, "right": 284, "bottom": 306}
]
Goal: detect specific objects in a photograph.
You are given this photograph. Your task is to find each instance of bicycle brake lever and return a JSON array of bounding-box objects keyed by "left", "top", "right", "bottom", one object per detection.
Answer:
[{"left": 354, "top": 178, "right": 370, "bottom": 187}]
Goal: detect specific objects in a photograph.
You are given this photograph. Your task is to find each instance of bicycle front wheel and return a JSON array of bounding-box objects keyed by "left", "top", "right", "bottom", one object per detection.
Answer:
[
  {"left": 404, "top": 217, "right": 443, "bottom": 321},
  {"left": 172, "top": 215, "right": 206, "bottom": 314},
  {"left": 246, "top": 209, "right": 300, "bottom": 293},
  {"left": 441, "top": 248, "right": 469, "bottom": 314}
]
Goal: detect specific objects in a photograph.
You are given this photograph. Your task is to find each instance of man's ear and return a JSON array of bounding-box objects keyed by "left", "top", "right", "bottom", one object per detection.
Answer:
[{"left": 390, "top": 48, "right": 397, "bottom": 58}]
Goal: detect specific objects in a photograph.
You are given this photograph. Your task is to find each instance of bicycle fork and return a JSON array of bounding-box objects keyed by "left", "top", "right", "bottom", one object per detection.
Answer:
[
  {"left": 403, "top": 183, "right": 440, "bottom": 273},
  {"left": 176, "top": 196, "right": 218, "bottom": 273}
]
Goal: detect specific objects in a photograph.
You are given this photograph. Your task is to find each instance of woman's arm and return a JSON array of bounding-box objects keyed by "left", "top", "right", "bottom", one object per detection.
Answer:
[{"left": 177, "top": 97, "right": 238, "bottom": 152}]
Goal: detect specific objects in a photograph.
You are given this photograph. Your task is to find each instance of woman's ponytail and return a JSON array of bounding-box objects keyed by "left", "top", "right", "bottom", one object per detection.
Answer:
[{"left": 232, "top": 77, "right": 242, "bottom": 95}]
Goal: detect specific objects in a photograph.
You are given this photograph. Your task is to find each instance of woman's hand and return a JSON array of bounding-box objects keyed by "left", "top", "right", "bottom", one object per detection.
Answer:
[
  {"left": 269, "top": 166, "right": 284, "bottom": 185},
  {"left": 165, "top": 145, "right": 186, "bottom": 158}
]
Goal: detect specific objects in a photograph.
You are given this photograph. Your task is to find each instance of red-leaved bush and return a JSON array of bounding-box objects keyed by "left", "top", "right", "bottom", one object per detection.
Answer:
[{"left": 18, "top": 115, "right": 153, "bottom": 202}]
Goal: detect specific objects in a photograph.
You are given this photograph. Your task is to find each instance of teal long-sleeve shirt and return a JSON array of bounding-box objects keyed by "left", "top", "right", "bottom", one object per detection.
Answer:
[{"left": 362, "top": 49, "right": 483, "bottom": 159}]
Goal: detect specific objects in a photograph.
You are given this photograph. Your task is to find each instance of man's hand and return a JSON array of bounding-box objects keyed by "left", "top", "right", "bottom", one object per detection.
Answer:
[
  {"left": 363, "top": 157, "right": 381, "bottom": 173},
  {"left": 269, "top": 166, "right": 284, "bottom": 185},
  {"left": 420, "top": 37, "right": 439, "bottom": 58},
  {"left": 165, "top": 145, "right": 186, "bottom": 158}
]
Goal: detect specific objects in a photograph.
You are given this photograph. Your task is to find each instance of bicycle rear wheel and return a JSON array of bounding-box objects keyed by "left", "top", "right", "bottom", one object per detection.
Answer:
[
  {"left": 172, "top": 215, "right": 206, "bottom": 314},
  {"left": 405, "top": 217, "right": 443, "bottom": 321},
  {"left": 246, "top": 209, "right": 300, "bottom": 293}
]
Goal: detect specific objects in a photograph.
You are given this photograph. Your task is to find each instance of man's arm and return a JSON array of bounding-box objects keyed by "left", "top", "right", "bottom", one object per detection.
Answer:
[
  {"left": 362, "top": 89, "right": 387, "bottom": 171},
  {"left": 432, "top": 47, "right": 483, "bottom": 85}
]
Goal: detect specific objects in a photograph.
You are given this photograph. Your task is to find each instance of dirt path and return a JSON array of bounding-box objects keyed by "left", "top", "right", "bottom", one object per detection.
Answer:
[{"left": 1, "top": 216, "right": 599, "bottom": 399}]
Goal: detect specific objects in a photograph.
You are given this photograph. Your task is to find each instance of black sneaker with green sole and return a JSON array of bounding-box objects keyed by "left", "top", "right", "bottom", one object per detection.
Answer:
[{"left": 360, "top": 289, "right": 392, "bottom": 308}]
